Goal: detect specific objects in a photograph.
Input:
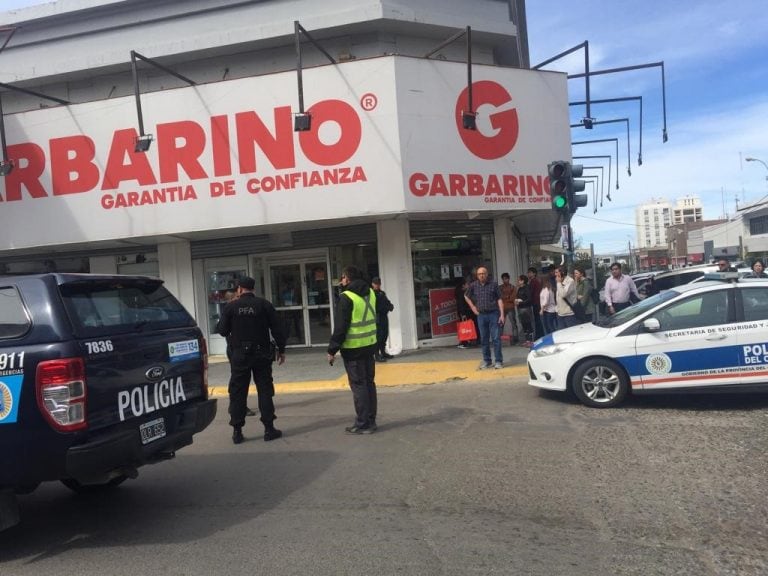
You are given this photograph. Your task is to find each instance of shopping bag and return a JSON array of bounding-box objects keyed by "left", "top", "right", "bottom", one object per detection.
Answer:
[
  {"left": 457, "top": 319, "right": 477, "bottom": 342},
  {"left": 501, "top": 316, "right": 514, "bottom": 342}
]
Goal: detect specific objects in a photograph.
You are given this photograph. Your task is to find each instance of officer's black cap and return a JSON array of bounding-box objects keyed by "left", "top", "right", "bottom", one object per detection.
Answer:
[
  {"left": 238, "top": 276, "right": 256, "bottom": 290},
  {"left": 372, "top": 277, "right": 381, "bottom": 284}
]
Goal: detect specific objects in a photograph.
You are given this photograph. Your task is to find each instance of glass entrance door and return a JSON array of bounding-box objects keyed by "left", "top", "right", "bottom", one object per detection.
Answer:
[
  {"left": 304, "top": 261, "right": 332, "bottom": 346},
  {"left": 204, "top": 260, "right": 247, "bottom": 355},
  {"left": 271, "top": 264, "right": 305, "bottom": 346},
  {"left": 269, "top": 260, "right": 332, "bottom": 347}
]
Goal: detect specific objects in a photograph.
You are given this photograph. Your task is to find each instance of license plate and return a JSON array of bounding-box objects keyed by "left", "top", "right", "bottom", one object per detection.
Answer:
[{"left": 139, "top": 417, "right": 166, "bottom": 445}]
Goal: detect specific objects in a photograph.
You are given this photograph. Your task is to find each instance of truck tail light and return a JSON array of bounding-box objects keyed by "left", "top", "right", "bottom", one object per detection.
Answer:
[
  {"left": 36, "top": 357, "right": 87, "bottom": 432},
  {"left": 200, "top": 337, "right": 209, "bottom": 399}
]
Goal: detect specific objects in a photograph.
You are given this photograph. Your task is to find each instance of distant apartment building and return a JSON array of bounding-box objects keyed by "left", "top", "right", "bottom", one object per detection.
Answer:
[
  {"left": 636, "top": 196, "right": 702, "bottom": 248},
  {"left": 636, "top": 199, "right": 671, "bottom": 248}
]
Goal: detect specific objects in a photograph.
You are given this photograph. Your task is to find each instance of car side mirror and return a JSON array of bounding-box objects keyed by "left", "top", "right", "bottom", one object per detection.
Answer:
[{"left": 643, "top": 318, "right": 661, "bottom": 332}]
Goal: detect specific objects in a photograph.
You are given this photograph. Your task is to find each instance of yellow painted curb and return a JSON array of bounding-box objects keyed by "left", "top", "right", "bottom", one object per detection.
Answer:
[{"left": 208, "top": 360, "right": 528, "bottom": 396}]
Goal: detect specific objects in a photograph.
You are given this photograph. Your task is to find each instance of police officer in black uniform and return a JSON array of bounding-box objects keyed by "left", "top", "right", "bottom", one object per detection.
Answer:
[{"left": 216, "top": 276, "right": 286, "bottom": 444}]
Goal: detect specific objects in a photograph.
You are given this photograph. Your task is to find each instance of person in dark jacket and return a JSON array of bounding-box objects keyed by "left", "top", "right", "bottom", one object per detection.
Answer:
[
  {"left": 327, "top": 265, "right": 379, "bottom": 434},
  {"left": 455, "top": 277, "right": 478, "bottom": 348},
  {"left": 515, "top": 275, "right": 534, "bottom": 346},
  {"left": 527, "top": 267, "right": 543, "bottom": 340},
  {"left": 372, "top": 276, "right": 395, "bottom": 361},
  {"left": 217, "top": 276, "right": 286, "bottom": 444}
]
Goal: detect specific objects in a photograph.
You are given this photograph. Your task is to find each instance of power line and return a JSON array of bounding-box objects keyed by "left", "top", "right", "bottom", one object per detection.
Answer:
[{"left": 574, "top": 213, "right": 643, "bottom": 228}]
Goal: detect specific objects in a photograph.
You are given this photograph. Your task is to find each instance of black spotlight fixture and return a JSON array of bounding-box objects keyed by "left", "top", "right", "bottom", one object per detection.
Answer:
[
  {"left": 134, "top": 133, "right": 154, "bottom": 153},
  {"left": 0, "top": 159, "right": 13, "bottom": 176},
  {"left": 294, "top": 113, "right": 312, "bottom": 132},
  {"left": 462, "top": 111, "right": 477, "bottom": 130}
]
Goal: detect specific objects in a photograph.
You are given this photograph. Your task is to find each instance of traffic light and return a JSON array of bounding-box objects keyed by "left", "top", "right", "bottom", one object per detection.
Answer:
[
  {"left": 569, "top": 164, "right": 588, "bottom": 214},
  {"left": 548, "top": 161, "right": 589, "bottom": 215},
  {"left": 548, "top": 161, "right": 569, "bottom": 213}
]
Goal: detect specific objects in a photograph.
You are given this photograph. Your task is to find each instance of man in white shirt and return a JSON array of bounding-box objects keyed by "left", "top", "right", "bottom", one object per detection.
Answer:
[
  {"left": 554, "top": 266, "right": 578, "bottom": 329},
  {"left": 604, "top": 262, "right": 640, "bottom": 315}
]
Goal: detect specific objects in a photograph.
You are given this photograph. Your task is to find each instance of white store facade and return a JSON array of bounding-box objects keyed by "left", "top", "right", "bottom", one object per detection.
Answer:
[{"left": 0, "top": 0, "right": 569, "bottom": 354}]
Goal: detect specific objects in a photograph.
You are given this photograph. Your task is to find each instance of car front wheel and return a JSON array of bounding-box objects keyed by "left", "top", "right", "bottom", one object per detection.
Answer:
[{"left": 572, "top": 358, "right": 629, "bottom": 408}]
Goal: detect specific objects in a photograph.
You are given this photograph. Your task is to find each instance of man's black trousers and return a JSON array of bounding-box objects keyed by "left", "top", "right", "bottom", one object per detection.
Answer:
[
  {"left": 376, "top": 317, "right": 389, "bottom": 356},
  {"left": 228, "top": 350, "right": 275, "bottom": 428},
  {"left": 342, "top": 354, "right": 377, "bottom": 428}
]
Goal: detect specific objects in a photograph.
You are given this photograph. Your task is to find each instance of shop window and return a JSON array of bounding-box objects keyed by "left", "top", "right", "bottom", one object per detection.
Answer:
[
  {"left": 749, "top": 215, "right": 768, "bottom": 236},
  {"left": 411, "top": 234, "right": 494, "bottom": 340}
]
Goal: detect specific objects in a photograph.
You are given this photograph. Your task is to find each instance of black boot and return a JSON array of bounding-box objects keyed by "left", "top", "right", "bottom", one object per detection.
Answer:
[
  {"left": 263, "top": 422, "right": 282, "bottom": 442},
  {"left": 232, "top": 426, "right": 244, "bottom": 445}
]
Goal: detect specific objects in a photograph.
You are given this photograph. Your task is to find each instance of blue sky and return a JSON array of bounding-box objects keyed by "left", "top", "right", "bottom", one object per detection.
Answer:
[
  {"left": 526, "top": 0, "right": 768, "bottom": 254},
  {"left": 0, "top": 0, "right": 48, "bottom": 9},
  {"left": 3, "top": 1, "right": 768, "bottom": 256}
]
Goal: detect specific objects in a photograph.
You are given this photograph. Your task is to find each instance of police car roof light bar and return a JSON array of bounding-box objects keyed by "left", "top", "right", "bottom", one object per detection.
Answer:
[{"left": 702, "top": 272, "right": 740, "bottom": 283}]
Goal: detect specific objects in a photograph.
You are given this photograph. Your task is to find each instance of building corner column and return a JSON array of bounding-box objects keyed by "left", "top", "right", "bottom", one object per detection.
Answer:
[
  {"left": 376, "top": 220, "right": 416, "bottom": 352},
  {"left": 493, "top": 217, "right": 518, "bottom": 278},
  {"left": 157, "top": 241, "right": 195, "bottom": 317}
]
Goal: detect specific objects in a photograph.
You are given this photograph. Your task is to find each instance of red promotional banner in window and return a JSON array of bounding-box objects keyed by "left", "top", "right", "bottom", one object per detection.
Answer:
[{"left": 429, "top": 287, "right": 458, "bottom": 337}]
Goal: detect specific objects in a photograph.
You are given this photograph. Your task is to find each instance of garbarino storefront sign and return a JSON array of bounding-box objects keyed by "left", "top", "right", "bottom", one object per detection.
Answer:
[{"left": 0, "top": 57, "right": 570, "bottom": 250}]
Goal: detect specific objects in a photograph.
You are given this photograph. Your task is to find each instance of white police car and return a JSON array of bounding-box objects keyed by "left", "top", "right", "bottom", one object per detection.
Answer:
[{"left": 527, "top": 273, "right": 768, "bottom": 408}]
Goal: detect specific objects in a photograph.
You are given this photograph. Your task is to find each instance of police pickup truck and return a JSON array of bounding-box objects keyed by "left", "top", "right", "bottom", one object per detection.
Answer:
[{"left": 0, "top": 274, "right": 217, "bottom": 531}]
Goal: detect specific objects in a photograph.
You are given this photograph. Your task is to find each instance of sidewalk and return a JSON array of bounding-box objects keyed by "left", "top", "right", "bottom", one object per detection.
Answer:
[{"left": 207, "top": 341, "right": 531, "bottom": 396}]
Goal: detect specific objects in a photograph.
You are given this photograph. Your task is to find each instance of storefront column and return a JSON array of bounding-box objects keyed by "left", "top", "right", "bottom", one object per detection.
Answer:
[
  {"left": 158, "top": 241, "right": 195, "bottom": 317},
  {"left": 493, "top": 217, "right": 520, "bottom": 277},
  {"left": 377, "top": 220, "right": 417, "bottom": 352}
]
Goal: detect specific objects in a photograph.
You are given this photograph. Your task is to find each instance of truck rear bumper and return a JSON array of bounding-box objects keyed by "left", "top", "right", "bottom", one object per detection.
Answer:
[{"left": 65, "top": 399, "right": 217, "bottom": 482}]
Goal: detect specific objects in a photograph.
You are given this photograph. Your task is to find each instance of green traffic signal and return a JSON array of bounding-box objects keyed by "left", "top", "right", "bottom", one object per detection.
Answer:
[
  {"left": 548, "top": 160, "right": 570, "bottom": 213},
  {"left": 547, "top": 160, "right": 589, "bottom": 214}
]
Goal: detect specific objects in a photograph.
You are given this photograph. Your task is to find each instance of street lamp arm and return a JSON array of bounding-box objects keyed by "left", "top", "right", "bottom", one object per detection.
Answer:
[{"left": 746, "top": 157, "right": 768, "bottom": 173}]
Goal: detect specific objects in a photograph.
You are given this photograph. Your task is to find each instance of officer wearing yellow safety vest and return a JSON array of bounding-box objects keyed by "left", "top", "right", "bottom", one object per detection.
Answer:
[{"left": 327, "top": 265, "right": 379, "bottom": 434}]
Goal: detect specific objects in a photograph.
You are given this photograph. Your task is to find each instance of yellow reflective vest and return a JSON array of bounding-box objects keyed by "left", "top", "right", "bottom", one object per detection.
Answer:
[{"left": 340, "top": 289, "right": 378, "bottom": 349}]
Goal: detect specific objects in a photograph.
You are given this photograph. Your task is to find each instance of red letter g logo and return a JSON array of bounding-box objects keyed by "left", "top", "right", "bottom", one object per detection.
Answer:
[{"left": 456, "top": 81, "right": 519, "bottom": 160}]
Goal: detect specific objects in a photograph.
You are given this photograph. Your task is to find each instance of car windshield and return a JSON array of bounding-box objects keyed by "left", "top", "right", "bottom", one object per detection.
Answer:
[{"left": 595, "top": 290, "right": 680, "bottom": 327}]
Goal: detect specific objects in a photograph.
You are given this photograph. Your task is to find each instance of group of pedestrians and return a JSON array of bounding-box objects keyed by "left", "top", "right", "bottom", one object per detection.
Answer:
[
  {"left": 215, "top": 267, "right": 395, "bottom": 444},
  {"left": 459, "top": 264, "right": 610, "bottom": 370}
]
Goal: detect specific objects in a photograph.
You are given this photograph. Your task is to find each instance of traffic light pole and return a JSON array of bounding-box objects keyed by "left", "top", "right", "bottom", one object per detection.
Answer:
[{"left": 565, "top": 214, "right": 573, "bottom": 268}]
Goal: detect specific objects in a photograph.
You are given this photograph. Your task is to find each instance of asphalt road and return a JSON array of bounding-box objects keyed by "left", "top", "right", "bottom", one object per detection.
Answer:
[{"left": 3, "top": 377, "right": 768, "bottom": 575}]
